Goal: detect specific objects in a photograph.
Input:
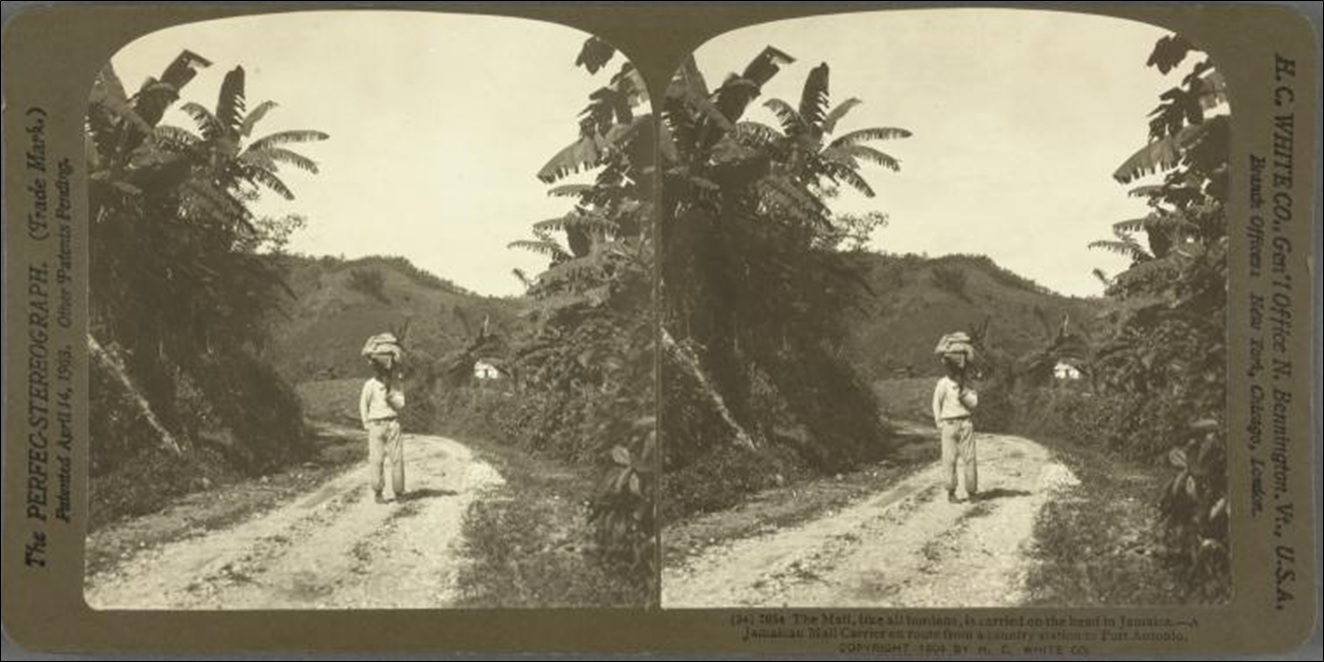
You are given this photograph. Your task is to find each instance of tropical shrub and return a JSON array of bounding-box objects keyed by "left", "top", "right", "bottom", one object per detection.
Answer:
[
  {"left": 659, "top": 47, "right": 911, "bottom": 510},
  {"left": 86, "top": 51, "right": 326, "bottom": 518},
  {"left": 1083, "top": 32, "right": 1229, "bottom": 599}
]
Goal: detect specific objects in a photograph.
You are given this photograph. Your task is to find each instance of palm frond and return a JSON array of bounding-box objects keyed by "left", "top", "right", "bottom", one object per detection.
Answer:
[
  {"left": 1113, "top": 122, "right": 1207, "bottom": 183},
  {"left": 823, "top": 162, "right": 876, "bottom": 198},
  {"left": 531, "top": 215, "right": 572, "bottom": 233},
  {"left": 538, "top": 134, "right": 606, "bottom": 183},
  {"left": 575, "top": 36, "right": 617, "bottom": 74},
  {"left": 826, "top": 144, "right": 900, "bottom": 171},
  {"left": 216, "top": 66, "right": 247, "bottom": 136},
  {"left": 548, "top": 184, "right": 594, "bottom": 198},
  {"left": 159, "top": 49, "right": 213, "bottom": 91},
  {"left": 512, "top": 268, "right": 533, "bottom": 289},
  {"left": 739, "top": 46, "right": 796, "bottom": 88},
  {"left": 565, "top": 213, "right": 619, "bottom": 236},
  {"left": 579, "top": 86, "right": 628, "bottom": 137},
  {"left": 759, "top": 175, "right": 832, "bottom": 221},
  {"left": 239, "top": 150, "right": 277, "bottom": 173},
  {"left": 1088, "top": 238, "right": 1151, "bottom": 260},
  {"left": 709, "top": 47, "right": 792, "bottom": 126},
  {"left": 533, "top": 211, "right": 617, "bottom": 236},
  {"left": 735, "top": 121, "right": 783, "bottom": 148},
  {"left": 822, "top": 97, "right": 862, "bottom": 134},
  {"left": 763, "top": 98, "right": 803, "bottom": 135},
  {"left": 132, "top": 50, "right": 211, "bottom": 128},
  {"left": 1144, "top": 210, "right": 1197, "bottom": 234},
  {"left": 88, "top": 63, "right": 156, "bottom": 140},
  {"left": 684, "top": 83, "right": 737, "bottom": 134},
  {"left": 1114, "top": 136, "right": 1179, "bottom": 183},
  {"left": 247, "top": 146, "right": 319, "bottom": 174},
  {"left": 509, "top": 238, "right": 571, "bottom": 260},
  {"left": 1112, "top": 217, "right": 1148, "bottom": 233},
  {"left": 828, "top": 126, "right": 912, "bottom": 148},
  {"left": 798, "top": 63, "right": 830, "bottom": 133},
  {"left": 611, "top": 62, "right": 649, "bottom": 108},
  {"left": 538, "top": 254, "right": 609, "bottom": 289},
  {"left": 1146, "top": 34, "right": 1194, "bottom": 75},
  {"left": 1113, "top": 254, "right": 1183, "bottom": 286},
  {"left": 180, "top": 102, "right": 223, "bottom": 140},
  {"left": 243, "top": 166, "right": 295, "bottom": 200},
  {"left": 152, "top": 125, "right": 201, "bottom": 151},
  {"left": 179, "top": 178, "right": 249, "bottom": 227},
  {"left": 247, "top": 130, "right": 330, "bottom": 152},
  {"left": 241, "top": 100, "right": 278, "bottom": 137}
]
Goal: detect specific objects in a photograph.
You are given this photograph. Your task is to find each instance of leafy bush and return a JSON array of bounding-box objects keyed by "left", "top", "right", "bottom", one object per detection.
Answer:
[
  {"left": 1009, "top": 388, "right": 1189, "bottom": 461},
  {"left": 660, "top": 443, "right": 779, "bottom": 523},
  {"left": 658, "top": 48, "right": 905, "bottom": 529},
  {"left": 188, "top": 351, "right": 308, "bottom": 473},
  {"left": 1007, "top": 385, "right": 1228, "bottom": 600},
  {"left": 1159, "top": 423, "right": 1228, "bottom": 599},
  {"left": 590, "top": 431, "right": 657, "bottom": 577},
  {"left": 1082, "top": 32, "right": 1229, "bottom": 599},
  {"left": 86, "top": 52, "right": 321, "bottom": 522},
  {"left": 420, "top": 289, "right": 656, "bottom": 588},
  {"left": 488, "top": 36, "right": 659, "bottom": 590}
]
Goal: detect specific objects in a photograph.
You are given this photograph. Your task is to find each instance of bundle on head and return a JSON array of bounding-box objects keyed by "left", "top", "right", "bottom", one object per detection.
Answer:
[
  {"left": 362, "top": 332, "right": 405, "bottom": 374},
  {"left": 935, "top": 332, "right": 976, "bottom": 362}
]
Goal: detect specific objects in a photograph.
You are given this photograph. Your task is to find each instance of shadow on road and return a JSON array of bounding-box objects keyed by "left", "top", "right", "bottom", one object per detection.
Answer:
[
  {"left": 398, "top": 487, "right": 459, "bottom": 502},
  {"left": 975, "top": 487, "right": 1032, "bottom": 502}
]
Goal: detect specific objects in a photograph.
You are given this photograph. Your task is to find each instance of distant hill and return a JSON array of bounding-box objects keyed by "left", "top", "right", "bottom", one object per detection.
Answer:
[
  {"left": 262, "top": 255, "right": 524, "bottom": 383},
  {"left": 843, "top": 253, "right": 1105, "bottom": 382},
  {"left": 260, "top": 252, "right": 1102, "bottom": 397}
]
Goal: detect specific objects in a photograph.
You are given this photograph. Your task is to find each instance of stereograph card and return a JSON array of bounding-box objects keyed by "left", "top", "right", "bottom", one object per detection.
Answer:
[{"left": 1, "top": 2, "right": 1319, "bottom": 656}]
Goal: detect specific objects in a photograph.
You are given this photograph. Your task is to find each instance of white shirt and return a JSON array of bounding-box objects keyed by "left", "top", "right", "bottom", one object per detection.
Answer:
[
  {"left": 360, "top": 377, "right": 405, "bottom": 425},
  {"left": 932, "top": 376, "right": 978, "bottom": 424}
]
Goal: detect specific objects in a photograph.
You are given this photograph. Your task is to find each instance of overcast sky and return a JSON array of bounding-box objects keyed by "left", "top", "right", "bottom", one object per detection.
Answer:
[
  {"left": 113, "top": 11, "right": 601, "bottom": 297},
  {"left": 113, "top": 9, "right": 1186, "bottom": 298},
  {"left": 696, "top": 9, "right": 1179, "bottom": 297}
]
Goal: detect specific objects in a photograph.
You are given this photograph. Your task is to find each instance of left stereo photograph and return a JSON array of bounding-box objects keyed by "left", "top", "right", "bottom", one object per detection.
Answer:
[{"left": 82, "top": 10, "right": 659, "bottom": 611}]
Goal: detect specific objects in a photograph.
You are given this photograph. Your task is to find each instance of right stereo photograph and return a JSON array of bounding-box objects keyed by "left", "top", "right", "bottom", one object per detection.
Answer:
[{"left": 659, "top": 8, "right": 1231, "bottom": 609}]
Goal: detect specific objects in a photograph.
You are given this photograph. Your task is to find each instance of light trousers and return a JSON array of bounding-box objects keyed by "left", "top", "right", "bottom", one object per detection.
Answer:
[
  {"left": 366, "top": 419, "right": 404, "bottom": 496},
  {"left": 940, "top": 418, "right": 977, "bottom": 496}
]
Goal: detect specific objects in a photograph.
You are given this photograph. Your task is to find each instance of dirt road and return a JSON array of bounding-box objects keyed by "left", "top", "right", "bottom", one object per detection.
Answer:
[
  {"left": 662, "top": 432, "right": 1078, "bottom": 608},
  {"left": 85, "top": 434, "right": 502, "bottom": 610}
]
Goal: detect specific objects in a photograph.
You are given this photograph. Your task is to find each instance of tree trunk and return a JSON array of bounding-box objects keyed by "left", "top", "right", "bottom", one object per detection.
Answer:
[
  {"left": 88, "top": 333, "right": 184, "bottom": 455},
  {"left": 660, "top": 327, "right": 757, "bottom": 451}
]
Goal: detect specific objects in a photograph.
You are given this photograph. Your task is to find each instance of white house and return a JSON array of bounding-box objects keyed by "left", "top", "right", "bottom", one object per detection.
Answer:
[
  {"left": 1053, "top": 361, "right": 1082, "bottom": 381},
  {"left": 473, "top": 359, "right": 501, "bottom": 380}
]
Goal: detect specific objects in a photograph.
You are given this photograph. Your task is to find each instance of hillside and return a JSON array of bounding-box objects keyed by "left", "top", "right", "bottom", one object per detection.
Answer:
[
  {"left": 259, "top": 252, "right": 1101, "bottom": 392},
  {"left": 844, "top": 253, "right": 1105, "bottom": 382},
  {"left": 261, "top": 255, "right": 524, "bottom": 384}
]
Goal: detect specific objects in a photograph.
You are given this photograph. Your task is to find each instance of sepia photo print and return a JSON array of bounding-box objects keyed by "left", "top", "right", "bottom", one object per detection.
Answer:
[
  {"left": 659, "top": 8, "right": 1234, "bottom": 609},
  {"left": 1, "top": 2, "right": 1318, "bottom": 656},
  {"left": 81, "top": 10, "right": 656, "bottom": 610}
]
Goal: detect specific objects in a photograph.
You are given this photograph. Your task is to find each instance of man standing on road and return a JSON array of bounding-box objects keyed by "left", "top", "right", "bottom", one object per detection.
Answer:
[
  {"left": 361, "top": 355, "right": 406, "bottom": 504},
  {"left": 933, "top": 353, "right": 979, "bottom": 503}
]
